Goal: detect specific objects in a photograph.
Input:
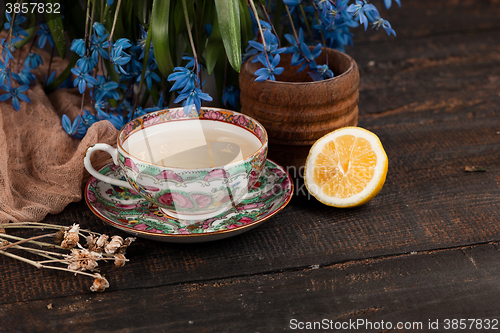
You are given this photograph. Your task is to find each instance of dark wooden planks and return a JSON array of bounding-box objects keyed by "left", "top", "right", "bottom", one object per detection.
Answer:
[
  {"left": 3, "top": 243, "right": 500, "bottom": 332},
  {"left": 1, "top": 0, "right": 500, "bottom": 310},
  {"left": 351, "top": 0, "right": 500, "bottom": 43},
  {"left": 1, "top": 108, "right": 499, "bottom": 304}
]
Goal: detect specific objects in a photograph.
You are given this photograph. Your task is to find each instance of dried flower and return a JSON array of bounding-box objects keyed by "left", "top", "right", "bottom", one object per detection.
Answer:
[
  {"left": 114, "top": 253, "right": 127, "bottom": 267},
  {"left": 1, "top": 222, "right": 135, "bottom": 294},
  {"left": 90, "top": 274, "right": 109, "bottom": 292},
  {"left": 54, "top": 228, "right": 65, "bottom": 245},
  {"left": 118, "top": 237, "right": 136, "bottom": 254},
  {"left": 96, "top": 234, "right": 109, "bottom": 249},
  {"left": 104, "top": 235, "right": 123, "bottom": 254},
  {"left": 61, "top": 224, "right": 80, "bottom": 249},
  {"left": 66, "top": 247, "right": 102, "bottom": 272}
]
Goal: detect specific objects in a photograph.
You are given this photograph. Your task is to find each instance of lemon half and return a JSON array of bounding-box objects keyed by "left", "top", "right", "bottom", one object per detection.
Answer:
[{"left": 304, "top": 127, "right": 388, "bottom": 208}]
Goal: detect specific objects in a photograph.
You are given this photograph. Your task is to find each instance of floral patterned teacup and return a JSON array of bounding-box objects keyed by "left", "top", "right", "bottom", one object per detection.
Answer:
[{"left": 84, "top": 107, "right": 268, "bottom": 220}]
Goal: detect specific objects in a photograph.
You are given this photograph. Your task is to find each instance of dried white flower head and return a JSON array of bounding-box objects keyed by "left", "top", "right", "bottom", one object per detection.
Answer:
[
  {"left": 66, "top": 247, "right": 102, "bottom": 272},
  {"left": 114, "top": 253, "right": 127, "bottom": 268},
  {"left": 90, "top": 274, "right": 109, "bottom": 292},
  {"left": 104, "top": 235, "right": 123, "bottom": 254},
  {"left": 61, "top": 224, "right": 80, "bottom": 249},
  {"left": 96, "top": 234, "right": 109, "bottom": 249},
  {"left": 118, "top": 237, "right": 136, "bottom": 254}
]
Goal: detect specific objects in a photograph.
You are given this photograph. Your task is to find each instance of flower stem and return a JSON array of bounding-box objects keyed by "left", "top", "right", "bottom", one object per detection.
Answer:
[
  {"left": 248, "top": 0, "right": 272, "bottom": 68},
  {"left": 0, "top": 233, "right": 57, "bottom": 251},
  {"left": 182, "top": 0, "right": 199, "bottom": 78},
  {"left": 0, "top": 233, "right": 62, "bottom": 249},
  {"left": 299, "top": 4, "right": 314, "bottom": 41},
  {"left": 259, "top": 2, "right": 281, "bottom": 47},
  {"left": 0, "top": 250, "right": 101, "bottom": 279},
  {"left": 108, "top": 0, "right": 123, "bottom": 55},
  {"left": 131, "top": 22, "right": 154, "bottom": 120}
]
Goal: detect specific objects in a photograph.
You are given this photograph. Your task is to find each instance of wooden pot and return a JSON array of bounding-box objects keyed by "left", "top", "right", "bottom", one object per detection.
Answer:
[{"left": 239, "top": 47, "right": 359, "bottom": 172}]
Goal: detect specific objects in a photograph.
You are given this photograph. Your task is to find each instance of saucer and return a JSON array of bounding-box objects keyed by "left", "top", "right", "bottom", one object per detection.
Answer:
[{"left": 84, "top": 160, "right": 293, "bottom": 243}]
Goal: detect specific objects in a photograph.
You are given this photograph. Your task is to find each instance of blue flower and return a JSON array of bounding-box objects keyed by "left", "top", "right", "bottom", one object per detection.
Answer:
[
  {"left": 110, "top": 39, "right": 132, "bottom": 74},
  {"left": 92, "top": 22, "right": 107, "bottom": 37},
  {"left": 70, "top": 39, "right": 86, "bottom": 57},
  {"left": 107, "top": 0, "right": 114, "bottom": 5},
  {"left": 45, "top": 70, "right": 57, "bottom": 85},
  {"left": 181, "top": 54, "right": 197, "bottom": 70},
  {"left": 119, "top": 59, "right": 142, "bottom": 81},
  {"left": 383, "top": 0, "right": 401, "bottom": 9},
  {"left": 168, "top": 66, "right": 198, "bottom": 92},
  {"left": 1, "top": 37, "right": 23, "bottom": 61},
  {"left": 204, "top": 23, "right": 212, "bottom": 38},
  {"left": 82, "top": 110, "right": 98, "bottom": 128},
  {"left": 24, "top": 52, "right": 43, "bottom": 69},
  {"left": 93, "top": 75, "right": 120, "bottom": 102},
  {"left": 372, "top": 18, "right": 396, "bottom": 36},
  {"left": 96, "top": 108, "right": 126, "bottom": 130},
  {"left": 0, "top": 60, "right": 11, "bottom": 85},
  {"left": 76, "top": 55, "right": 97, "bottom": 73},
  {"left": 13, "top": 68, "right": 36, "bottom": 85},
  {"left": 254, "top": 54, "right": 284, "bottom": 82},
  {"left": 71, "top": 67, "right": 98, "bottom": 94},
  {"left": 90, "top": 33, "right": 110, "bottom": 61},
  {"left": 62, "top": 114, "right": 87, "bottom": 139},
  {"left": 248, "top": 29, "right": 286, "bottom": 63},
  {"left": 308, "top": 64, "right": 334, "bottom": 81},
  {"left": 37, "top": 22, "right": 55, "bottom": 48},
  {"left": 174, "top": 87, "right": 213, "bottom": 115},
  {"left": 4, "top": 13, "right": 28, "bottom": 37},
  {"left": 222, "top": 85, "right": 240, "bottom": 110},
  {"left": 134, "top": 26, "right": 152, "bottom": 60},
  {"left": 283, "top": 0, "right": 301, "bottom": 7},
  {"left": 0, "top": 84, "right": 31, "bottom": 111},
  {"left": 138, "top": 59, "right": 161, "bottom": 90},
  {"left": 347, "top": 0, "right": 379, "bottom": 30}
]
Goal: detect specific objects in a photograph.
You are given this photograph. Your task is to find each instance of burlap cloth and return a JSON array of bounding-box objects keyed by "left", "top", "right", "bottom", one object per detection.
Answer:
[{"left": 0, "top": 43, "right": 118, "bottom": 223}]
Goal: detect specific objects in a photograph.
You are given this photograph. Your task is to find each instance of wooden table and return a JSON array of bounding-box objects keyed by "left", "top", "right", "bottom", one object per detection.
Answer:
[{"left": 2, "top": 1, "right": 500, "bottom": 331}]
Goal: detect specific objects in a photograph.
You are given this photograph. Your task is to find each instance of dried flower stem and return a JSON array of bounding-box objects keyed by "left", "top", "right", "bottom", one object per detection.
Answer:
[
  {"left": 182, "top": 0, "right": 199, "bottom": 78},
  {"left": 0, "top": 233, "right": 62, "bottom": 249},
  {"left": 0, "top": 233, "right": 56, "bottom": 251},
  {"left": 1, "top": 222, "right": 101, "bottom": 237},
  {"left": 0, "top": 249, "right": 101, "bottom": 279},
  {"left": 248, "top": 0, "right": 271, "bottom": 68},
  {"left": 108, "top": 0, "right": 123, "bottom": 54}
]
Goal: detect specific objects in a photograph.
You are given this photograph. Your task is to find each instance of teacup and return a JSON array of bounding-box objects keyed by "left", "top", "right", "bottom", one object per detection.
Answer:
[{"left": 84, "top": 107, "right": 268, "bottom": 219}]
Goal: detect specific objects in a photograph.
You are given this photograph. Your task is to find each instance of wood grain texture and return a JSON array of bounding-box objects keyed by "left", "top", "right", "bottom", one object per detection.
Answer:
[{"left": 3, "top": 243, "right": 500, "bottom": 332}]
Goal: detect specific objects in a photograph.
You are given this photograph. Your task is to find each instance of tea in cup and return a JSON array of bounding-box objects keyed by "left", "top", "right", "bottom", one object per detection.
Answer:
[{"left": 84, "top": 108, "right": 268, "bottom": 220}]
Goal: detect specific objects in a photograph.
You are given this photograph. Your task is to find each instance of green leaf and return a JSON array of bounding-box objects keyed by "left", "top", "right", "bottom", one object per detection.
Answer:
[
  {"left": 205, "top": 16, "right": 222, "bottom": 75},
  {"left": 205, "top": 43, "right": 223, "bottom": 75},
  {"left": 45, "top": 0, "right": 66, "bottom": 58},
  {"left": 151, "top": 0, "right": 174, "bottom": 77},
  {"left": 214, "top": 0, "right": 241, "bottom": 73},
  {"left": 239, "top": 0, "right": 253, "bottom": 49}
]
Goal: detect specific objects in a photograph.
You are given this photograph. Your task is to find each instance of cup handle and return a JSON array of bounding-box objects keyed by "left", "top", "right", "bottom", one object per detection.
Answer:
[{"left": 84, "top": 143, "right": 134, "bottom": 190}]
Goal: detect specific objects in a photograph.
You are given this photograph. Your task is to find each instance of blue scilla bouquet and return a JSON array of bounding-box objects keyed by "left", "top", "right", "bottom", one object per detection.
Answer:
[{"left": 0, "top": 0, "right": 399, "bottom": 139}]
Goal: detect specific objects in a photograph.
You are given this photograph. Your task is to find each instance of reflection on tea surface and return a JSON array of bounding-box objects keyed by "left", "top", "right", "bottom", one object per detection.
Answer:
[{"left": 122, "top": 120, "right": 262, "bottom": 168}]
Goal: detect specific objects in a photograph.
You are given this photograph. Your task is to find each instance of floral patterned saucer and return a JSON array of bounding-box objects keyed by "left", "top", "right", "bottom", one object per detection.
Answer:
[{"left": 84, "top": 160, "right": 293, "bottom": 243}]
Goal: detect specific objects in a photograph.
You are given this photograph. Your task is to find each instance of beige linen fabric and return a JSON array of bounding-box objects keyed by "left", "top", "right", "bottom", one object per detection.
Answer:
[{"left": 0, "top": 41, "right": 118, "bottom": 223}]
